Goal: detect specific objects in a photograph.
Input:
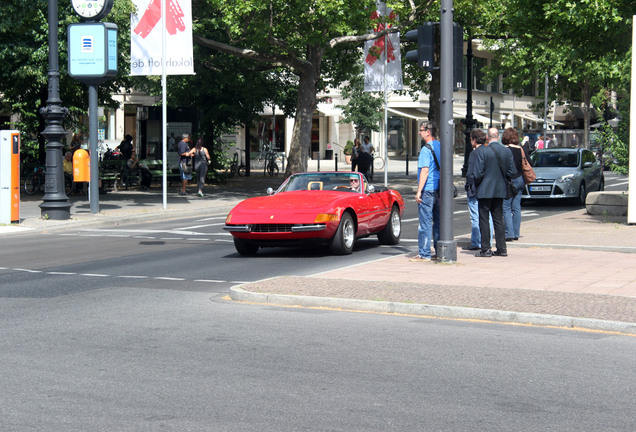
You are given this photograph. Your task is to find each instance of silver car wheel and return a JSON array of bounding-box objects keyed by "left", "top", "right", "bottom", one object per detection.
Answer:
[{"left": 343, "top": 216, "right": 355, "bottom": 249}]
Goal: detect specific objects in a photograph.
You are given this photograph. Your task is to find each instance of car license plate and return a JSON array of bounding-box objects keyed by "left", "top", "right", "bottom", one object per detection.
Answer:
[{"left": 530, "top": 186, "right": 551, "bottom": 192}]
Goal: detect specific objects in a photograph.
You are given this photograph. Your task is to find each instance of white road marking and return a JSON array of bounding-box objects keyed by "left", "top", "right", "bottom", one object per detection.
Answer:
[
  {"left": 181, "top": 222, "right": 226, "bottom": 230},
  {"left": 1, "top": 267, "right": 243, "bottom": 285}
]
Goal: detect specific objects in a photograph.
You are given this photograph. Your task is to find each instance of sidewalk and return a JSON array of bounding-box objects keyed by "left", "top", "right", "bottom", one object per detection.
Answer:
[{"left": 3, "top": 158, "right": 635, "bottom": 334}]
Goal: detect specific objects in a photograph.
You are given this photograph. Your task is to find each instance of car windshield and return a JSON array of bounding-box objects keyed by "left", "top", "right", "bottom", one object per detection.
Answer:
[
  {"left": 280, "top": 172, "right": 365, "bottom": 193},
  {"left": 530, "top": 151, "right": 579, "bottom": 168}
]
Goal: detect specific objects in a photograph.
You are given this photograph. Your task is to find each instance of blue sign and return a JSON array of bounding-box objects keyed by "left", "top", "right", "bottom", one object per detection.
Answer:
[{"left": 68, "top": 23, "right": 118, "bottom": 83}]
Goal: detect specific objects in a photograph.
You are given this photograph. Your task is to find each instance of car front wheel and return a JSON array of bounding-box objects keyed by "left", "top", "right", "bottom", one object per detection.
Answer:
[
  {"left": 234, "top": 238, "right": 259, "bottom": 256},
  {"left": 329, "top": 212, "right": 355, "bottom": 255},
  {"left": 577, "top": 183, "right": 587, "bottom": 205},
  {"left": 377, "top": 205, "right": 401, "bottom": 245}
]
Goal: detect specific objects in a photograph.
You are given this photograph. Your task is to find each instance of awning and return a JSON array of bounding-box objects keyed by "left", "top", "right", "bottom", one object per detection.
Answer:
[
  {"left": 453, "top": 110, "right": 493, "bottom": 125},
  {"left": 514, "top": 112, "right": 564, "bottom": 126},
  {"left": 316, "top": 103, "right": 343, "bottom": 117},
  {"left": 387, "top": 107, "right": 428, "bottom": 120}
]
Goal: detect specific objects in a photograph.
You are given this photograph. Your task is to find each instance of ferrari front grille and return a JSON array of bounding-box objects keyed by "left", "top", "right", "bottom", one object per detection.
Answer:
[{"left": 251, "top": 224, "right": 294, "bottom": 233}]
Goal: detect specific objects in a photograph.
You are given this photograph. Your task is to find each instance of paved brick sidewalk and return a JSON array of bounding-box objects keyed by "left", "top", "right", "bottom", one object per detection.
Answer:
[{"left": 237, "top": 208, "right": 636, "bottom": 331}]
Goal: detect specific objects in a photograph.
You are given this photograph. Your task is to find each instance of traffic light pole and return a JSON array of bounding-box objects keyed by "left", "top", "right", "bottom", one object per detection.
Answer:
[{"left": 437, "top": 0, "right": 457, "bottom": 262}]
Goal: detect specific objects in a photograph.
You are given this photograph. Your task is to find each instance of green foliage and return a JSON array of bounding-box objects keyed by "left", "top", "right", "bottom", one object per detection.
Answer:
[
  {"left": 343, "top": 139, "right": 354, "bottom": 155},
  {"left": 337, "top": 72, "right": 383, "bottom": 133},
  {"left": 0, "top": 0, "right": 146, "bottom": 157}
]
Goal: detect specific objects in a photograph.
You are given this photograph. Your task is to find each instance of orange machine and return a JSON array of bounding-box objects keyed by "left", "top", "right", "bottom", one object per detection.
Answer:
[{"left": 0, "top": 130, "right": 20, "bottom": 224}]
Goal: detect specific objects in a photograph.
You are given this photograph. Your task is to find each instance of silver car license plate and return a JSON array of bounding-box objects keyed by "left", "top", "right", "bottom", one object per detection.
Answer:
[{"left": 530, "top": 185, "right": 551, "bottom": 192}]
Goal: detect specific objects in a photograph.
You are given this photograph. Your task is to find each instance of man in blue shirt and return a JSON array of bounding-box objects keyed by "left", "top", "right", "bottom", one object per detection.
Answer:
[{"left": 410, "top": 121, "right": 441, "bottom": 262}]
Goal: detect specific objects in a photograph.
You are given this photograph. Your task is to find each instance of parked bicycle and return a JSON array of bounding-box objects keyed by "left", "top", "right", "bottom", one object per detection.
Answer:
[
  {"left": 229, "top": 149, "right": 247, "bottom": 177},
  {"left": 23, "top": 165, "right": 46, "bottom": 195},
  {"left": 265, "top": 150, "right": 280, "bottom": 176}
]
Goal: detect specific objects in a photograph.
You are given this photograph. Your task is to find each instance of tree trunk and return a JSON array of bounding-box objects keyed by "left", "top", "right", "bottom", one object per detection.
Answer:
[{"left": 285, "top": 46, "right": 323, "bottom": 177}]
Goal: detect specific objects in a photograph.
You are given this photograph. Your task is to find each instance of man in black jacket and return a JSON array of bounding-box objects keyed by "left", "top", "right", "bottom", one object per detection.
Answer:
[{"left": 468, "top": 128, "right": 517, "bottom": 257}]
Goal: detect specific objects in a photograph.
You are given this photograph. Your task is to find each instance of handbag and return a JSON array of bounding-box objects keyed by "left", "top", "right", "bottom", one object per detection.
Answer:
[
  {"left": 520, "top": 149, "right": 536, "bottom": 184},
  {"left": 180, "top": 157, "right": 193, "bottom": 174},
  {"left": 489, "top": 145, "right": 516, "bottom": 199}
]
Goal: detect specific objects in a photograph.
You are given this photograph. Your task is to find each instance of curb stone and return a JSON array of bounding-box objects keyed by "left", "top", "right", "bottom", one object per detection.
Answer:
[{"left": 229, "top": 287, "right": 636, "bottom": 336}]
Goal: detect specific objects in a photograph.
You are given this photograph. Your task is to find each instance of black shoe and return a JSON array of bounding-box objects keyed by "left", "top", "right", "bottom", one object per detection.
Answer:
[
  {"left": 475, "top": 250, "right": 492, "bottom": 257},
  {"left": 493, "top": 250, "right": 508, "bottom": 257},
  {"left": 462, "top": 245, "right": 480, "bottom": 251},
  {"left": 513, "top": 237, "right": 519, "bottom": 241},
  {"left": 505, "top": 237, "right": 514, "bottom": 241}
]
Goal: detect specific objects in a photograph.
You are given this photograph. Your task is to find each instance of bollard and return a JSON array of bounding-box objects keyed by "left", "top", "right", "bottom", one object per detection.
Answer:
[
  {"left": 335, "top": 154, "right": 338, "bottom": 171},
  {"left": 406, "top": 154, "right": 409, "bottom": 176}
]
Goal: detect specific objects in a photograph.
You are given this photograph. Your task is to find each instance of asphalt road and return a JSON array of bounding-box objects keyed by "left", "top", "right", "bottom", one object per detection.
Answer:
[{"left": 0, "top": 171, "right": 633, "bottom": 430}]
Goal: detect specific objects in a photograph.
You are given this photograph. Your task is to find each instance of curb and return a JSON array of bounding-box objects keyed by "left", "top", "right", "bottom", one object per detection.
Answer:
[{"left": 229, "top": 287, "right": 636, "bottom": 336}]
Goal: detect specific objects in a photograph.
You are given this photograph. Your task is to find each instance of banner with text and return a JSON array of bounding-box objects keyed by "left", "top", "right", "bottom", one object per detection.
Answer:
[{"left": 130, "top": 0, "right": 194, "bottom": 76}]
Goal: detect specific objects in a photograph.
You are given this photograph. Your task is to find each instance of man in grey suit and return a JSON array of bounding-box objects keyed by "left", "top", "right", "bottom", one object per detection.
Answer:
[{"left": 467, "top": 128, "right": 517, "bottom": 257}]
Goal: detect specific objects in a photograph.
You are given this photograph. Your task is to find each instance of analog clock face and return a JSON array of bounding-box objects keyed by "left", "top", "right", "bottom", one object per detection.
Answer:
[{"left": 72, "top": 0, "right": 112, "bottom": 20}]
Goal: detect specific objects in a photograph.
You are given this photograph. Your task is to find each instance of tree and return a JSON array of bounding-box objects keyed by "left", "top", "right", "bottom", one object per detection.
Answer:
[
  {"left": 0, "top": 0, "right": 141, "bottom": 160},
  {"left": 192, "top": 0, "right": 425, "bottom": 175},
  {"left": 474, "top": 0, "right": 632, "bottom": 148},
  {"left": 336, "top": 71, "right": 384, "bottom": 135}
]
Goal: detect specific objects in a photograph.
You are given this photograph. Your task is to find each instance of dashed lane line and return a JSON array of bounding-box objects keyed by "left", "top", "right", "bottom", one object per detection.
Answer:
[{"left": 0, "top": 267, "right": 245, "bottom": 284}]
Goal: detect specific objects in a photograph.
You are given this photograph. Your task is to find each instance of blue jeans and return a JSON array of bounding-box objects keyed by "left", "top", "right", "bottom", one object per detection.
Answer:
[
  {"left": 468, "top": 195, "right": 493, "bottom": 248},
  {"left": 417, "top": 190, "right": 440, "bottom": 258},
  {"left": 503, "top": 176, "right": 525, "bottom": 239}
]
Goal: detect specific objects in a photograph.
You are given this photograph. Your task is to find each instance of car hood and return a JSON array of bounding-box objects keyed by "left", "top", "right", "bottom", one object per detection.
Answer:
[
  {"left": 227, "top": 191, "right": 354, "bottom": 224},
  {"left": 532, "top": 166, "right": 580, "bottom": 180}
]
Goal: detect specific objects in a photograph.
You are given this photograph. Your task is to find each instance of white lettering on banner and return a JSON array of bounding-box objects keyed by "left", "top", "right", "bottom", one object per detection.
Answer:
[{"left": 130, "top": 0, "right": 195, "bottom": 76}]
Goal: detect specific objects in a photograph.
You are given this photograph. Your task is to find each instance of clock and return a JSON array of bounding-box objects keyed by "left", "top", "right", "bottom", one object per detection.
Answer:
[{"left": 71, "top": 0, "right": 114, "bottom": 21}]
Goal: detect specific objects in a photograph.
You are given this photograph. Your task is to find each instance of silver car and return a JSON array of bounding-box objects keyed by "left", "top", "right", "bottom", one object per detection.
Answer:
[{"left": 521, "top": 148, "right": 604, "bottom": 204}]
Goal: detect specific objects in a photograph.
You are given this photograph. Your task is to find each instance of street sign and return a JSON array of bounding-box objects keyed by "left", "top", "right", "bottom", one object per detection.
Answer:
[{"left": 68, "top": 22, "right": 118, "bottom": 84}]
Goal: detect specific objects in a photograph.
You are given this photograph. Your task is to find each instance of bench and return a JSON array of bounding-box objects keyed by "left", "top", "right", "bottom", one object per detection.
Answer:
[
  {"left": 143, "top": 159, "right": 181, "bottom": 186},
  {"left": 99, "top": 160, "right": 125, "bottom": 190}
]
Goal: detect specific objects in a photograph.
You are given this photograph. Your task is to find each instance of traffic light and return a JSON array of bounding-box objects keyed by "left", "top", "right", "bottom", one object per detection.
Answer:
[{"left": 405, "top": 23, "right": 435, "bottom": 71}]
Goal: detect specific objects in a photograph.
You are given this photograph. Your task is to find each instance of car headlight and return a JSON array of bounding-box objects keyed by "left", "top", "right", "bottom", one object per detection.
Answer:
[
  {"left": 225, "top": 214, "right": 232, "bottom": 224},
  {"left": 558, "top": 174, "right": 576, "bottom": 183}
]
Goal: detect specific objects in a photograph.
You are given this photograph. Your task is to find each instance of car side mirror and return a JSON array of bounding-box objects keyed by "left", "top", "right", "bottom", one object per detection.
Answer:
[
  {"left": 367, "top": 185, "right": 375, "bottom": 193},
  {"left": 267, "top": 187, "right": 274, "bottom": 195},
  {"left": 583, "top": 161, "right": 593, "bottom": 168}
]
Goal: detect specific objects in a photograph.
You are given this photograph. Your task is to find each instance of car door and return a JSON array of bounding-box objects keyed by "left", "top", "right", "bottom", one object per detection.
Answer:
[
  {"left": 364, "top": 187, "right": 392, "bottom": 233},
  {"left": 581, "top": 149, "right": 600, "bottom": 190}
]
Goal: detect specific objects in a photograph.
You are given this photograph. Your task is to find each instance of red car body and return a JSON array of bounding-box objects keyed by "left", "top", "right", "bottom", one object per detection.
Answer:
[{"left": 224, "top": 172, "right": 405, "bottom": 255}]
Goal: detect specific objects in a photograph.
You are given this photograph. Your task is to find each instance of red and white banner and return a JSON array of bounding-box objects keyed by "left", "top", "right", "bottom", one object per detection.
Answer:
[
  {"left": 364, "top": 2, "right": 403, "bottom": 92},
  {"left": 130, "top": 0, "right": 194, "bottom": 76}
]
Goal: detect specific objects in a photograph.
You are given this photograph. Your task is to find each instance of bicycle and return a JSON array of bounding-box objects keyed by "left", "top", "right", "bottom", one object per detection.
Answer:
[
  {"left": 234, "top": 149, "right": 247, "bottom": 177},
  {"left": 373, "top": 154, "right": 385, "bottom": 171},
  {"left": 265, "top": 150, "right": 280, "bottom": 176},
  {"left": 366, "top": 153, "right": 384, "bottom": 182},
  {"left": 23, "top": 165, "right": 46, "bottom": 195}
]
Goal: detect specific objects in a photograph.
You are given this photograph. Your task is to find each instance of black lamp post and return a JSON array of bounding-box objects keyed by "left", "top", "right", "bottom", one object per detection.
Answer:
[
  {"left": 461, "top": 33, "right": 475, "bottom": 177},
  {"left": 39, "top": 0, "right": 71, "bottom": 220}
]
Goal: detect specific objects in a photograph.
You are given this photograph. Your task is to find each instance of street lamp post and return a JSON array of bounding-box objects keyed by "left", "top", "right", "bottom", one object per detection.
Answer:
[{"left": 39, "top": 0, "right": 71, "bottom": 220}]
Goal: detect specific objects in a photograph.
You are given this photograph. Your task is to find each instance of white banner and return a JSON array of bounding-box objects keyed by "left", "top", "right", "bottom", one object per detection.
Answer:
[
  {"left": 130, "top": 0, "right": 194, "bottom": 76},
  {"left": 364, "top": 4, "right": 403, "bottom": 92}
]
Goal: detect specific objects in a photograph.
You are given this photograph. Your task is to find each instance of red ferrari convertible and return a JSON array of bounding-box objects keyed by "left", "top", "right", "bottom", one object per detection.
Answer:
[{"left": 223, "top": 171, "right": 405, "bottom": 255}]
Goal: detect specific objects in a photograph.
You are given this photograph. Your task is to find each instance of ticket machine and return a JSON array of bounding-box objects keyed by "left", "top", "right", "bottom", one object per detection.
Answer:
[{"left": 0, "top": 130, "right": 20, "bottom": 224}]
